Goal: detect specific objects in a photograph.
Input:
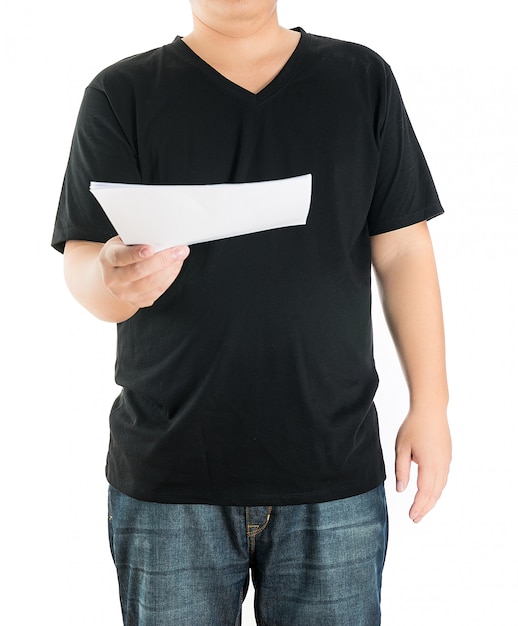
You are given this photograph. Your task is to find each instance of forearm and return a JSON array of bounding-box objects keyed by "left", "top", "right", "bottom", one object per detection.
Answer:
[
  {"left": 372, "top": 222, "right": 451, "bottom": 520},
  {"left": 64, "top": 240, "right": 139, "bottom": 323},
  {"left": 372, "top": 223, "right": 448, "bottom": 413}
]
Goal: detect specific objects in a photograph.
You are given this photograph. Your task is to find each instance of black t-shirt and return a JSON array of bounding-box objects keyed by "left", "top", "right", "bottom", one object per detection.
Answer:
[{"left": 52, "top": 29, "right": 443, "bottom": 505}]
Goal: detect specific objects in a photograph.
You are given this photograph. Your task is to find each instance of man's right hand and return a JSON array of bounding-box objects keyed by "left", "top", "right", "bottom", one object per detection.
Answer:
[
  {"left": 99, "top": 236, "right": 190, "bottom": 309},
  {"left": 64, "top": 238, "right": 190, "bottom": 322}
]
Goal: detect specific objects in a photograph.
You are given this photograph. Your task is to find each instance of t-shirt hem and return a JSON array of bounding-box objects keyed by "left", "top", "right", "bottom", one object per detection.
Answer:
[
  {"left": 106, "top": 474, "right": 387, "bottom": 507},
  {"left": 368, "top": 202, "right": 444, "bottom": 236},
  {"left": 51, "top": 228, "right": 117, "bottom": 253}
]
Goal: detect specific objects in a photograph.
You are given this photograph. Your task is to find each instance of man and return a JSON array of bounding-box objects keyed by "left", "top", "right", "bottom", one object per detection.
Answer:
[{"left": 52, "top": 1, "right": 452, "bottom": 624}]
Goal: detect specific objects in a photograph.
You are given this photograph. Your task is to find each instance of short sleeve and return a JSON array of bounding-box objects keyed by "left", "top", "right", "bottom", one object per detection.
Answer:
[
  {"left": 51, "top": 85, "right": 142, "bottom": 253},
  {"left": 367, "top": 66, "right": 443, "bottom": 236}
]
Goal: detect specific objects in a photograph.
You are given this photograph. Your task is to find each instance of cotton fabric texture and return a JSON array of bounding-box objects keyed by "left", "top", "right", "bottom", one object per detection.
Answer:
[{"left": 53, "top": 29, "right": 443, "bottom": 506}]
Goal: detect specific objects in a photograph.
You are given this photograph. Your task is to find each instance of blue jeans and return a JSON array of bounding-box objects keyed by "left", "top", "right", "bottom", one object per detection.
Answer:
[{"left": 108, "top": 484, "right": 388, "bottom": 625}]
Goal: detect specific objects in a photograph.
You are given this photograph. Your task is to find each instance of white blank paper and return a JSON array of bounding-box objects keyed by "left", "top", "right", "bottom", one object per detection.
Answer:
[{"left": 90, "top": 174, "right": 312, "bottom": 250}]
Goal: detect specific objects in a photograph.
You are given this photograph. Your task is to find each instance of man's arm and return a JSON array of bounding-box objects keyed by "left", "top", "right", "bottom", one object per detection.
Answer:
[
  {"left": 64, "top": 238, "right": 190, "bottom": 323},
  {"left": 371, "top": 221, "right": 452, "bottom": 523}
]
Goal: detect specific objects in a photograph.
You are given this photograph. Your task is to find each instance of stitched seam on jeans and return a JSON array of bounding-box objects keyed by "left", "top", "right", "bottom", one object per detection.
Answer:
[{"left": 246, "top": 506, "right": 272, "bottom": 538}]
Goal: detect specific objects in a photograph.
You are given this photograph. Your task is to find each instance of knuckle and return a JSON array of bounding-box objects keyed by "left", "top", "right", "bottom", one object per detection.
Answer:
[
  {"left": 101, "top": 266, "right": 119, "bottom": 291},
  {"left": 129, "top": 260, "right": 148, "bottom": 279},
  {"left": 103, "top": 241, "right": 123, "bottom": 265},
  {"left": 136, "top": 289, "right": 159, "bottom": 309},
  {"left": 158, "top": 250, "right": 177, "bottom": 270}
]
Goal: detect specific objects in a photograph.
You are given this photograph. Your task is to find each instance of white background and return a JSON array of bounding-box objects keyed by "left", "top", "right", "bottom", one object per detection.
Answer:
[{"left": 2, "top": 1, "right": 517, "bottom": 624}]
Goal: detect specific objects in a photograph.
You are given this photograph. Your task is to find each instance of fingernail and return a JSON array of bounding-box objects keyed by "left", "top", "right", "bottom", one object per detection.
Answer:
[
  {"left": 172, "top": 247, "right": 189, "bottom": 261},
  {"left": 139, "top": 246, "right": 154, "bottom": 258},
  {"left": 396, "top": 480, "right": 405, "bottom": 492}
]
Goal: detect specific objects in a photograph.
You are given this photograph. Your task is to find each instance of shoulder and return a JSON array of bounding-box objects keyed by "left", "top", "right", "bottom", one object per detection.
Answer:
[
  {"left": 301, "top": 31, "right": 395, "bottom": 107},
  {"left": 87, "top": 44, "right": 172, "bottom": 94},
  {"left": 308, "top": 32, "right": 389, "bottom": 68},
  {"left": 305, "top": 32, "right": 392, "bottom": 85}
]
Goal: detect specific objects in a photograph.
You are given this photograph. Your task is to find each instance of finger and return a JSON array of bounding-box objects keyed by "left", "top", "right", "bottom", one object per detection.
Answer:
[
  {"left": 131, "top": 246, "right": 190, "bottom": 279},
  {"left": 395, "top": 443, "right": 412, "bottom": 492},
  {"left": 103, "top": 237, "right": 155, "bottom": 268},
  {"left": 409, "top": 467, "right": 447, "bottom": 523},
  {"left": 136, "top": 255, "right": 187, "bottom": 294},
  {"left": 118, "top": 249, "right": 190, "bottom": 307},
  {"left": 114, "top": 245, "right": 190, "bottom": 283},
  {"left": 167, "top": 245, "right": 190, "bottom": 262}
]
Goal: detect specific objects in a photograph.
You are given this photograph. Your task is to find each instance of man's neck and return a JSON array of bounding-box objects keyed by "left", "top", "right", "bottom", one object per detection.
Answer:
[
  {"left": 182, "top": 10, "right": 300, "bottom": 93},
  {"left": 184, "top": 7, "right": 293, "bottom": 69}
]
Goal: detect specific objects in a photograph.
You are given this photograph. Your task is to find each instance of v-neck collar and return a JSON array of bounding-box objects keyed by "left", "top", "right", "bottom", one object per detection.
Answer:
[{"left": 170, "top": 28, "right": 309, "bottom": 105}]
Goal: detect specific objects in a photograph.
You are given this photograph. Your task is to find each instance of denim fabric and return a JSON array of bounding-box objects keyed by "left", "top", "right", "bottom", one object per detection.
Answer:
[{"left": 108, "top": 484, "right": 388, "bottom": 625}]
